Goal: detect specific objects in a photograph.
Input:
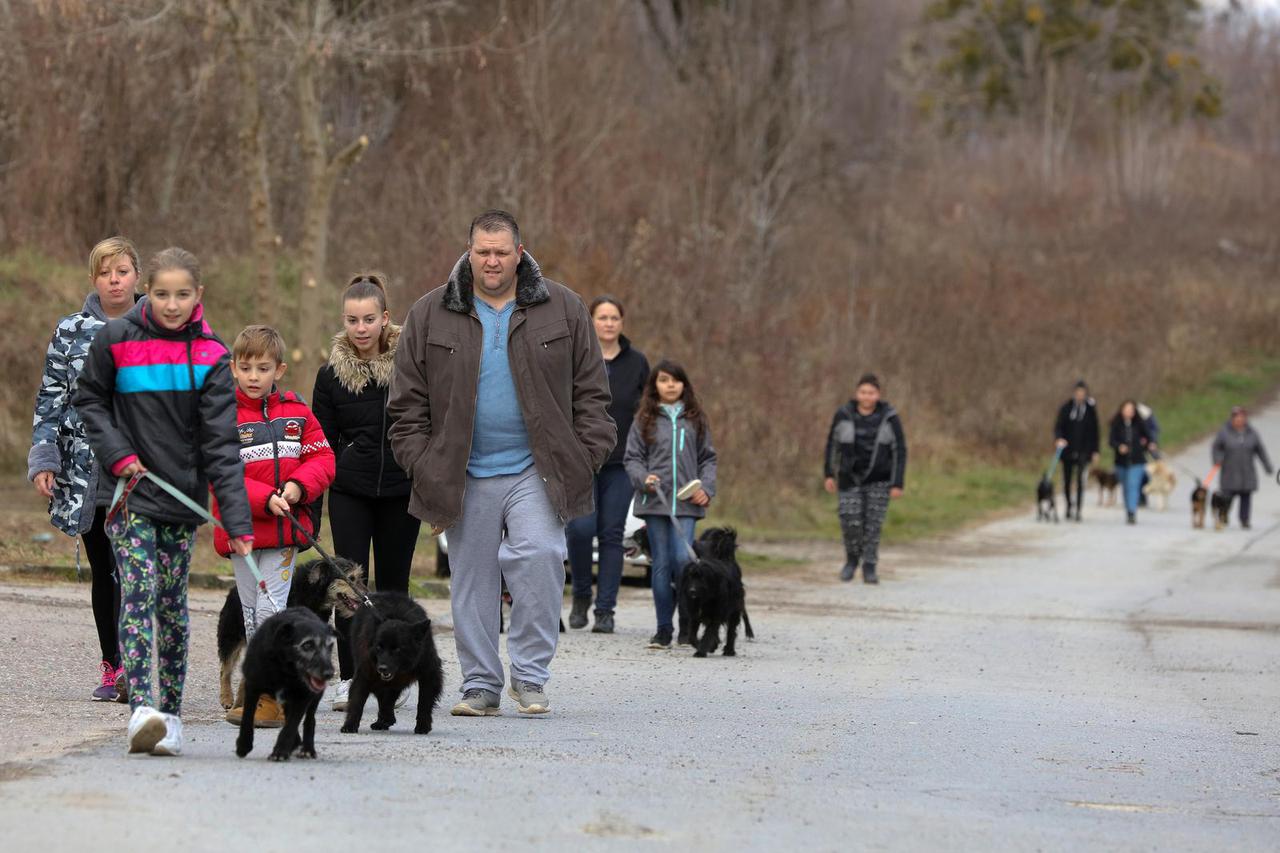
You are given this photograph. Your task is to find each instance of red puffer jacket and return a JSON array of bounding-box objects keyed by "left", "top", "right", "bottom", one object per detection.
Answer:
[{"left": 212, "top": 387, "right": 336, "bottom": 556}]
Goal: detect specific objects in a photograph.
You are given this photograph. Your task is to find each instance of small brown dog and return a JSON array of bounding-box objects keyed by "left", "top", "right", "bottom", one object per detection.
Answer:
[
  {"left": 1190, "top": 482, "right": 1208, "bottom": 528},
  {"left": 1142, "top": 460, "right": 1176, "bottom": 511},
  {"left": 1090, "top": 468, "right": 1118, "bottom": 506}
]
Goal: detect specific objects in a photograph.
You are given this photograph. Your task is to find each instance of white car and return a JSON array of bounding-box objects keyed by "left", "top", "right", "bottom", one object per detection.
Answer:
[{"left": 435, "top": 507, "right": 651, "bottom": 579}]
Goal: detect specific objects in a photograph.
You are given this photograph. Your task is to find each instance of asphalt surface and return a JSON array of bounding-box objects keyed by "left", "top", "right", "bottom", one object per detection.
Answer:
[{"left": 0, "top": 409, "right": 1277, "bottom": 851}]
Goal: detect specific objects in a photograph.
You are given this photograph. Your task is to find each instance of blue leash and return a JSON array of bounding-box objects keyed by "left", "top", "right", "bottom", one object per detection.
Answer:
[
  {"left": 109, "top": 471, "right": 281, "bottom": 613},
  {"left": 1046, "top": 445, "right": 1065, "bottom": 481}
]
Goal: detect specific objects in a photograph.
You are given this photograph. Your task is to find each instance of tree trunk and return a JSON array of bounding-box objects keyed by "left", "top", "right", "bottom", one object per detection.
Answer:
[{"left": 225, "top": 0, "right": 278, "bottom": 326}]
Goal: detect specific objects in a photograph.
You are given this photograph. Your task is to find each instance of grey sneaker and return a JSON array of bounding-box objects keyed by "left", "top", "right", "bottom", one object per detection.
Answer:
[
  {"left": 568, "top": 596, "right": 591, "bottom": 629},
  {"left": 591, "top": 610, "right": 615, "bottom": 633},
  {"left": 507, "top": 681, "right": 550, "bottom": 715},
  {"left": 450, "top": 688, "right": 501, "bottom": 717},
  {"left": 839, "top": 562, "right": 856, "bottom": 582},
  {"left": 863, "top": 563, "right": 879, "bottom": 585}
]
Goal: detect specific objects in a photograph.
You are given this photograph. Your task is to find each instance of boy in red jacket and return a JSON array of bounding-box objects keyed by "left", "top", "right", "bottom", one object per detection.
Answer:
[{"left": 215, "top": 325, "right": 335, "bottom": 725}]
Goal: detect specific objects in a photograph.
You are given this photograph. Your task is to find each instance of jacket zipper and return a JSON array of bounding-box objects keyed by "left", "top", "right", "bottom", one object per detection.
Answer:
[
  {"left": 457, "top": 311, "right": 483, "bottom": 513},
  {"left": 669, "top": 409, "right": 679, "bottom": 511},
  {"left": 376, "top": 386, "right": 387, "bottom": 498},
  {"left": 265, "top": 396, "right": 285, "bottom": 545}
]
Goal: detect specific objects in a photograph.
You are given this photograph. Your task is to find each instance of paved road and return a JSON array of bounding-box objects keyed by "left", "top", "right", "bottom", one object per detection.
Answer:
[{"left": 0, "top": 409, "right": 1277, "bottom": 851}]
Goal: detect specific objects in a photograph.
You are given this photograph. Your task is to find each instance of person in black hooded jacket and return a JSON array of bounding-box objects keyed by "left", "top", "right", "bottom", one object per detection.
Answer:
[
  {"left": 311, "top": 273, "right": 419, "bottom": 710},
  {"left": 823, "top": 373, "right": 907, "bottom": 585},
  {"left": 1053, "top": 379, "right": 1100, "bottom": 522}
]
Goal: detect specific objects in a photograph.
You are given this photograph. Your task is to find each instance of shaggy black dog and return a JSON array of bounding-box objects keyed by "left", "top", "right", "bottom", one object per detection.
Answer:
[
  {"left": 1036, "top": 476, "right": 1058, "bottom": 522},
  {"left": 678, "top": 527, "right": 754, "bottom": 658},
  {"left": 217, "top": 556, "right": 366, "bottom": 710},
  {"left": 235, "top": 607, "right": 335, "bottom": 761},
  {"left": 1211, "top": 490, "right": 1231, "bottom": 530},
  {"left": 340, "top": 592, "right": 444, "bottom": 735},
  {"left": 1191, "top": 482, "right": 1208, "bottom": 529}
]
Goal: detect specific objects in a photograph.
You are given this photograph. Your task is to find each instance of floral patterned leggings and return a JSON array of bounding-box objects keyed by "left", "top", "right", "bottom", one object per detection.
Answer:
[{"left": 107, "top": 510, "right": 196, "bottom": 714}]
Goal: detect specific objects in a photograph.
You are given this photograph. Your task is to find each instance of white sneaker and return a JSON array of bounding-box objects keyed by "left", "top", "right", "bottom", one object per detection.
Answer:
[
  {"left": 126, "top": 706, "right": 167, "bottom": 754},
  {"left": 332, "top": 679, "right": 351, "bottom": 712},
  {"left": 151, "top": 713, "right": 183, "bottom": 756}
]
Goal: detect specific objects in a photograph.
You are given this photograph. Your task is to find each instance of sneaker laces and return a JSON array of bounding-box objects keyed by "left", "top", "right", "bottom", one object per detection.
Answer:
[
  {"left": 99, "top": 661, "right": 116, "bottom": 688},
  {"left": 517, "top": 681, "right": 544, "bottom": 694},
  {"left": 461, "top": 688, "right": 489, "bottom": 700}
]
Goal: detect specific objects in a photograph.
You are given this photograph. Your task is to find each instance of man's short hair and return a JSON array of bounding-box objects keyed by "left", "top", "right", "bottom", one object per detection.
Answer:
[
  {"left": 233, "top": 324, "right": 287, "bottom": 365},
  {"left": 469, "top": 209, "right": 521, "bottom": 247}
]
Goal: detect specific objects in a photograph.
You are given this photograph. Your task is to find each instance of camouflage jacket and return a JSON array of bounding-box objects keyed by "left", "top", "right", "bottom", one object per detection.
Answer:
[{"left": 27, "top": 293, "right": 120, "bottom": 536}]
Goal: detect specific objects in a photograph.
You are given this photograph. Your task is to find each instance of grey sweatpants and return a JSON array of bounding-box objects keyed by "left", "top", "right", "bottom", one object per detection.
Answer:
[
  {"left": 231, "top": 546, "right": 296, "bottom": 639},
  {"left": 837, "top": 483, "right": 891, "bottom": 568},
  {"left": 447, "top": 466, "right": 567, "bottom": 695}
]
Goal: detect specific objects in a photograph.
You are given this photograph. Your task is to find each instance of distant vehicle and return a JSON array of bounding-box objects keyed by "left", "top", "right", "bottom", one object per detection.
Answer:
[{"left": 435, "top": 506, "right": 651, "bottom": 582}]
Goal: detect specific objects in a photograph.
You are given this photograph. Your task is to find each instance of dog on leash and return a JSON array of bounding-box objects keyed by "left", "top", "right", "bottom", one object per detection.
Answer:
[
  {"left": 1211, "top": 491, "right": 1232, "bottom": 530},
  {"left": 217, "top": 556, "right": 367, "bottom": 711},
  {"left": 1142, "top": 460, "right": 1176, "bottom": 511},
  {"left": 340, "top": 592, "right": 444, "bottom": 735},
  {"left": 234, "top": 607, "right": 335, "bottom": 761},
  {"left": 678, "top": 527, "right": 754, "bottom": 658},
  {"left": 1036, "top": 476, "right": 1059, "bottom": 522},
  {"left": 1190, "top": 482, "right": 1208, "bottom": 528},
  {"left": 1090, "top": 468, "right": 1119, "bottom": 506}
]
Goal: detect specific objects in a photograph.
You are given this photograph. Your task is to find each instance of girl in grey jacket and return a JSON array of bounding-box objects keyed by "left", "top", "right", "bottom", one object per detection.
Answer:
[
  {"left": 624, "top": 360, "right": 717, "bottom": 649},
  {"left": 1211, "top": 406, "right": 1273, "bottom": 529},
  {"left": 27, "top": 237, "right": 140, "bottom": 702}
]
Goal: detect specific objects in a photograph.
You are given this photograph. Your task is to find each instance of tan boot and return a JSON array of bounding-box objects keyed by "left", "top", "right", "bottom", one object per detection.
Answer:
[
  {"left": 225, "top": 703, "right": 244, "bottom": 725},
  {"left": 253, "top": 694, "right": 286, "bottom": 728}
]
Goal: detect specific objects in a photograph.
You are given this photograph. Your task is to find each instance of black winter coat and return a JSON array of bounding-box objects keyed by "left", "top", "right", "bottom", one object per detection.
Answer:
[
  {"left": 823, "top": 400, "right": 907, "bottom": 490},
  {"left": 1109, "top": 416, "right": 1152, "bottom": 468},
  {"left": 73, "top": 298, "right": 252, "bottom": 534},
  {"left": 1054, "top": 398, "right": 1100, "bottom": 459},
  {"left": 312, "top": 327, "right": 411, "bottom": 499},
  {"left": 602, "top": 336, "right": 649, "bottom": 467}
]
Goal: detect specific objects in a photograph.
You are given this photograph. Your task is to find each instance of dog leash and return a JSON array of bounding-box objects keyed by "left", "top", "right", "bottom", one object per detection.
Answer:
[
  {"left": 646, "top": 482, "right": 700, "bottom": 564},
  {"left": 278, "top": 505, "right": 378, "bottom": 614},
  {"left": 109, "top": 471, "right": 282, "bottom": 613},
  {"left": 1045, "top": 446, "right": 1065, "bottom": 480}
]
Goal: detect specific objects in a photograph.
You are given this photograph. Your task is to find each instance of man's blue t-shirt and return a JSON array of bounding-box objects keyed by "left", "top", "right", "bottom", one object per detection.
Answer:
[{"left": 468, "top": 299, "right": 533, "bottom": 478}]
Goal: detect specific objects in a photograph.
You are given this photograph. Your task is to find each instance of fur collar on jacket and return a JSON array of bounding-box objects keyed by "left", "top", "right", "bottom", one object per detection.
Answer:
[
  {"left": 327, "top": 325, "right": 401, "bottom": 394},
  {"left": 442, "top": 250, "right": 550, "bottom": 314}
]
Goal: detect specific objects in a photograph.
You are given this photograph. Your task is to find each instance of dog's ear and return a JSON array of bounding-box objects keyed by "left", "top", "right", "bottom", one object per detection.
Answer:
[
  {"left": 409, "top": 617, "right": 432, "bottom": 643},
  {"left": 276, "top": 620, "right": 295, "bottom": 644}
]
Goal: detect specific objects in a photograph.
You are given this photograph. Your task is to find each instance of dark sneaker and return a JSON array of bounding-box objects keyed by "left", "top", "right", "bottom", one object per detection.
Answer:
[
  {"left": 507, "top": 681, "right": 550, "bottom": 715},
  {"left": 647, "top": 629, "right": 672, "bottom": 650},
  {"left": 450, "top": 688, "right": 501, "bottom": 717},
  {"left": 591, "top": 610, "right": 615, "bottom": 633},
  {"left": 839, "top": 562, "right": 856, "bottom": 582},
  {"left": 568, "top": 596, "right": 590, "bottom": 630},
  {"left": 863, "top": 564, "right": 879, "bottom": 585},
  {"left": 676, "top": 627, "right": 691, "bottom": 646},
  {"left": 92, "top": 661, "right": 118, "bottom": 702},
  {"left": 1126, "top": 513, "right": 1136, "bottom": 525}
]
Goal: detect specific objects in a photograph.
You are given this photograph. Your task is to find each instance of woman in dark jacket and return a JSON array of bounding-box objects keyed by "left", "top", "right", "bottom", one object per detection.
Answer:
[
  {"left": 312, "top": 273, "right": 419, "bottom": 710},
  {"left": 1109, "top": 399, "right": 1154, "bottom": 525},
  {"left": 565, "top": 296, "right": 648, "bottom": 634},
  {"left": 1053, "top": 379, "right": 1100, "bottom": 522},
  {"left": 1211, "top": 406, "right": 1273, "bottom": 529},
  {"left": 823, "top": 373, "right": 907, "bottom": 585}
]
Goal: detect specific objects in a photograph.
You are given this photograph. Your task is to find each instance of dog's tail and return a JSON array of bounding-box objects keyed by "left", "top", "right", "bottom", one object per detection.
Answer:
[{"left": 742, "top": 607, "right": 755, "bottom": 640}]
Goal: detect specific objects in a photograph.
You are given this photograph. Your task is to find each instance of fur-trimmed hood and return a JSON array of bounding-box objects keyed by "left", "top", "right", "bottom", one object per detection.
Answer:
[
  {"left": 327, "top": 325, "right": 401, "bottom": 394},
  {"left": 442, "top": 250, "right": 550, "bottom": 314}
]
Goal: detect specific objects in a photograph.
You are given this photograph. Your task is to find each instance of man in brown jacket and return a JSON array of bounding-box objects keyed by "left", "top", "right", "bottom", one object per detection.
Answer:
[{"left": 388, "top": 210, "right": 614, "bottom": 717}]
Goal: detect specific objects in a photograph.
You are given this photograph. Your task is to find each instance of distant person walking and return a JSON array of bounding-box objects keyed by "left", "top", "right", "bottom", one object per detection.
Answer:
[
  {"left": 28, "top": 236, "right": 140, "bottom": 703},
  {"left": 625, "top": 360, "right": 717, "bottom": 649},
  {"left": 1109, "top": 399, "right": 1155, "bottom": 525},
  {"left": 823, "top": 373, "right": 907, "bottom": 585},
  {"left": 1211, "top": 406, "right": 1273, "bottom": 530},
  {"left": 388, "top": 210, "right": 614, "bottom": 717},
  {"left": 1053, "top": 380, "right": 1100, "bottom": 522},
  {"left": 565, "top": 296, "right": 648, "bottom": 634},
  {"left": 312, "top": 273, "right": 420, "bottom": 713}
]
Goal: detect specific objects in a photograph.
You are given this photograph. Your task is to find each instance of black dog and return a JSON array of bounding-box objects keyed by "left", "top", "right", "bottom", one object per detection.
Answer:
[
  {"left": 340, "top": 592, "right": 444, "bottom": 735},
  {"left": 1191, "top": 482, "right": 1208, "bottom": 529},
  {"left": 678, "top": 527, "right": 754, "bottom": 658},
  {"left": 217, "top": 556, "right": 367, "bottom": 710},
  {"left": 235, "top": 607, "right": 335, "bottom": 761},
  {"left": 1211, "top": 490, "right": 1231, "bottom": 530},
  {"left": 1036, "top": 476, "right": 1058, "bottom": 522}
]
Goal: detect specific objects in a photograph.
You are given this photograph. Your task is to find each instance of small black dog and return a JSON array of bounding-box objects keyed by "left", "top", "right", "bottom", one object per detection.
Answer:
[
  {"left": 1191, "top": 481, "right": 1208, "bottom": 529},
  {"left": 1211, "top": 490, "right": 1231, "bottom": 530},
  {"left": 340, "top": 592, "right": 444, "bottom": 735},
  {"left": 217, "top": 556, "right": 366, "bottom": 710},
  {"left": 679, "top": 527, "right": 754, "bottom": 658},
  {"left": 1036, "top": 476, "right": 1059, "bottom": 522},
  {"left": 235, "top": 607, "right": 335, "bottom": 761}
]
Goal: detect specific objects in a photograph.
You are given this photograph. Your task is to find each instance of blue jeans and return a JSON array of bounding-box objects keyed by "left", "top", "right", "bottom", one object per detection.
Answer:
[
  {"left": 646, "top": 515, "right": 696, "bottom": 633},
  {"left": 1117, "top": 463, "right": 1145, "bottom": 514},
  {"left": 565, "top": 464, "right": 634, "bottom": 613}
]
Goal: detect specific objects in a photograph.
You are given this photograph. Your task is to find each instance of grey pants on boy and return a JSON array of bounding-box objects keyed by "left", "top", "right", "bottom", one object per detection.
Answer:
[{"left": 448, "top": 465, "right": 567, "bottom": 695}]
